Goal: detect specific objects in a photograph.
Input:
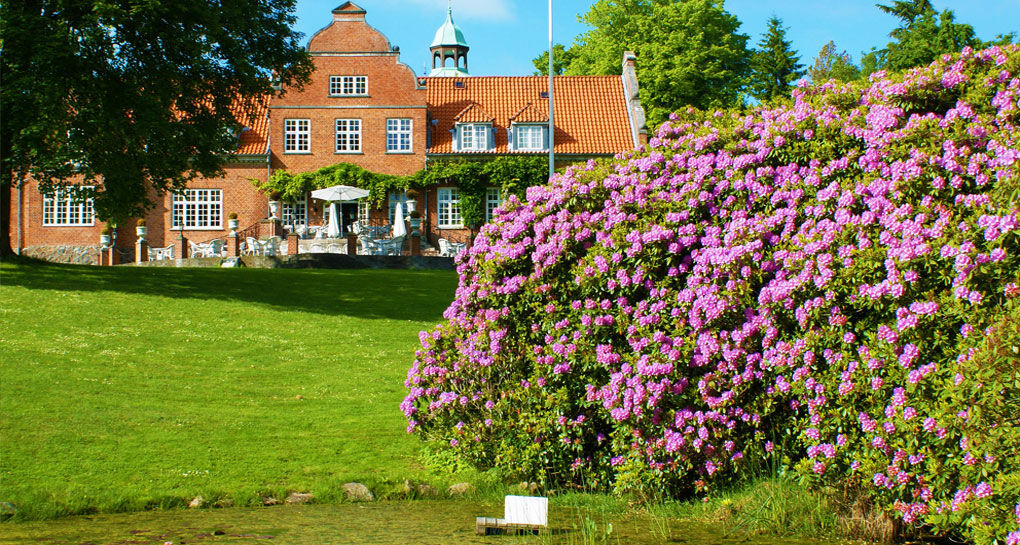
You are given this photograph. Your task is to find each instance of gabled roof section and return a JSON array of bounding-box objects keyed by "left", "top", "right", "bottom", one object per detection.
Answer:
[
  {"left": 509, "top": 102, "right": 548, "bottom": 123},
  {"left": 426, "top": 76, "right": 634, "bottom": 155},
  {"left": 453, "top": 102, "right": 494, "bottom": 123}
]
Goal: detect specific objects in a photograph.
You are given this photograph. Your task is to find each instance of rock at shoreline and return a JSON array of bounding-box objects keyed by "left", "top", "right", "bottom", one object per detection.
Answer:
[
  {"left": 447, "top": 482, "right": 475, "bottom": 496},
  {"left": 342, "top": 482, "right": 374, "bottom": 502},
  {"left": 188, "top": 496, "right": 204, "bottom": 509},
  {"left": 286, "top": 492, "right": 314, "bottom": 504},
  {"left": 402, "top": 479, "right": 438, "bottom": 498}
]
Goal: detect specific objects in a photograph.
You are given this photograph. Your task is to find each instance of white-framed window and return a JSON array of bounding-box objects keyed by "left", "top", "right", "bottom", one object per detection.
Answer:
[
  {"left": 386, "top": 118, "right": 413, "bottom": 153},
  {"left": 486, "top": 187, "right": 502, "bottom": 222},
  {"left": 329, "top": 75, "right": 368, "bottom": 96},
  {"left": 42, "top": 186, "right": 95, "bottom": 226},
  {"left": 335, "top": 118, "right": 361, "bottom": 153},
  {"left": 513, "top": 124, "right": 547, "bottom": 151},
  {"left": 284, "top": 118, "right": 310, "bottom": 153},
  {"left": 172, "top": 189, "right": 222, "bottom": 229},
  {"left": 458, "top": 123, "right": 491, "bottom": 151},
  {"left": 437, "top": 187, "right": 463, "bottom": 228},
  {"left": 358, "top": 200, "right": 369, "bottom": 224},
  {"left": 282, "top": 197, "right": 308, "bottom": 227},
  {"left": 388, "top": 191, "right": 408, "bottom": 224}
]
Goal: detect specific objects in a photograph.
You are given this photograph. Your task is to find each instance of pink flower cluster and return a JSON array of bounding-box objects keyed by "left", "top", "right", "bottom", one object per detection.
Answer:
[{"left": 404, "top": 45, "right": 1020, "bottom": 543}]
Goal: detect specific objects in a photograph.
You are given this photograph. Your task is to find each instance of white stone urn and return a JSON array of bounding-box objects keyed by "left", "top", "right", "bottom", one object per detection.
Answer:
[
  {"left": 268, "top": 200, "right": 281, "bottom": 220},
  {"left": 100, "top": 233, "right": 111, "bottom": 247},
  {"left": 136, "top": 225, "right": 147, "bottom": 238},
  {"left": 228, "top": 218, "right": 239, "bottom": 233}
]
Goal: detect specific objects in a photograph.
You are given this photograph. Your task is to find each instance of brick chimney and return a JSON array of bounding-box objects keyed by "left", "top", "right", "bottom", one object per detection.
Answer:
[{"left": 621, "top": 51, "right": 648, "bottom": 147}]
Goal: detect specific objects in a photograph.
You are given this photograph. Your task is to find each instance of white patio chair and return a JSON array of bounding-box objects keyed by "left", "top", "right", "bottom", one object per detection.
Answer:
[
  {"left": 438, "top": 238, "right": 451, "bottom": 257},
  {"left": 208, "top": 239, "right": 224, "bottom": 257},
  {"left": 244, "top": 237, "right": 261, "bottom": 256}
]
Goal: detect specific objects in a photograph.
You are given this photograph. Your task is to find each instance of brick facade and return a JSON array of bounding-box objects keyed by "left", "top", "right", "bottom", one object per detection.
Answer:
[{"left": 8, "top": 2, "right": 645, "bottom": 261}]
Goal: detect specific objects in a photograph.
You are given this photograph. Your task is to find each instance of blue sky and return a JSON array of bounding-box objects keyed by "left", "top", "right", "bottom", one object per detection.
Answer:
[{"left": 293, "top": 1, "right": 1019, "bottom": 77}]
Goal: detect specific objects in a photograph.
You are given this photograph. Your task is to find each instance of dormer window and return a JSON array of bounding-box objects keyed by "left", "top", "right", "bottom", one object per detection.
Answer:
[
  {"left": 329, "top": 75, "right": 368, "bottom": 96},
  {"left": 512, "top": 124, "right": 547, "bottom": 151},
  {"left": 458, "top": 123, "right": 491, "bottom": 151}
]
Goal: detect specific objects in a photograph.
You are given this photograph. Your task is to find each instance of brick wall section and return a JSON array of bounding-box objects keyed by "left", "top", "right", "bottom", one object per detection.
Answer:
[
  {"left": 10, "top": 163, "right": 268, "bottom": 255},
  {"left": 270, "top": 9, "right": 427, "bottom": 178}
]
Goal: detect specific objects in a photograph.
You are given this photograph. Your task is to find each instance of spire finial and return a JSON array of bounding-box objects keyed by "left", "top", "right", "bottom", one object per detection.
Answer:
[{"left": 448, "top": 0, "right": 452, "bottom": 16}]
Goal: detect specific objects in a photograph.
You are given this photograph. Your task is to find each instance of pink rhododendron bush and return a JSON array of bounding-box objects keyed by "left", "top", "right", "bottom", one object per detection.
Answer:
[{"left": 403, "top": 46, "right": 1020, "bottom": 543}]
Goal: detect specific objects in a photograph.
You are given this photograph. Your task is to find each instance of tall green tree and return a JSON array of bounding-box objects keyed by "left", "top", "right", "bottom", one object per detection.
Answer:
[
  {"left": 0, "top": 0, "right": 313, "bottom": 254},
  {"left": 808, "top": 41, "right": 861, "bottom": 83},
  {"left": 861, "top": 0, "right": 982, "bottom": 73},
  {"left": 532, "top": 44, "right": 577, "bottom": 76},
  {"left": 749, "top": 16, "right": 804, "bottom": 101},
  {"left": 563, "top": 0, "right": 751, "bottom": 127}
]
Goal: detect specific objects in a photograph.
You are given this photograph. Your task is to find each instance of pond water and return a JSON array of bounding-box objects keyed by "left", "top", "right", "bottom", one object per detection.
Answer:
[{"left": 0, "top": 500, "right": 836, "bottom": 545}]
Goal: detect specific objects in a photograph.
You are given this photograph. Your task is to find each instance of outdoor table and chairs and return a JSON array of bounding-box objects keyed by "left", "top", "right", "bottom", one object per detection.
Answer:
[
  {"left": 189, "top": 239, "right": 224, "bottom": 258},
  {"left": 438, "top": 238, "right": 466, "bottom": 257},
  {"left": 243, "top": 236, "right": 282, "bottom": 257}
]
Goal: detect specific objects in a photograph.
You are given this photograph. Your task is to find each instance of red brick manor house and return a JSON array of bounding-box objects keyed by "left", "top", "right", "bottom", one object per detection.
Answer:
[{"left": 7, "top": 2, "right": 647, "bottom": 263}]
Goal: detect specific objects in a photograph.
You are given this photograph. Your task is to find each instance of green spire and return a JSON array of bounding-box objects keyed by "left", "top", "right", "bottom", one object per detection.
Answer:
[{"left": 431, "top": 3, "right": 468, "bottom": 48}]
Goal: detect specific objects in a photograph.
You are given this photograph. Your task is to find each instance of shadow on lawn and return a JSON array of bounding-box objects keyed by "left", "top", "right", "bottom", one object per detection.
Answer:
[{"left": 0, "top": 259, "right": 458, "bottom": 321}]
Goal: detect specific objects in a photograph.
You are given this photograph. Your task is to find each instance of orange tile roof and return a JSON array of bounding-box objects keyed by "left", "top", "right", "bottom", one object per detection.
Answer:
[
  {"left": 234, "top": 98, "right": 270, "bottom": 155},
  {"left": 425, "top": 76, "right": 634, "bottom": 155}
]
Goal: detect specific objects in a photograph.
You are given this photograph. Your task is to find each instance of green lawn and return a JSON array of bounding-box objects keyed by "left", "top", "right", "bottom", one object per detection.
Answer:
[{"left": 0, "top": 260, "right": 459, "bottom": 520}]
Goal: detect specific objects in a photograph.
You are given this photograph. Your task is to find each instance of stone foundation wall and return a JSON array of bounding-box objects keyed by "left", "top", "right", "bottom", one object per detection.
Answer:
[{"left": 21, "top": 244, "right": 101, "bottom": 265}]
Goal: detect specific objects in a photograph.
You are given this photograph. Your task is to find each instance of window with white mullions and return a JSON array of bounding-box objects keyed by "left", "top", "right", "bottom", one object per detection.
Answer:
[
  {"left": 437, "top": 187, "right": 463, "bottom": 228},
  {"left": 329, "top": 75, "right": 368, "bottom": 96},
  {"left": 386, "top": 118, "right": 413, "bottom": 152},
  {"left": 284, "top": 119, "right": 310, "bottom": 153},
  {"left": 514, "top": 124, "right": 546, "bottom": 151},
  {"left": 486, "top": 187, "right": 502, "bottom": 222},
  {"left": 335, "top": 118, "right": 361, "bottom": 153},
  {"left": 172, "top": 189, "right": 222, "bottom": 229},
  {"left": 42, "top": 186, "right": 95, "bottom": 226},
  {"left": 282, "top": 198, "right": 308, "bottom": 227},
  {"left": 358, "top": 200, "right": 369, "bottom": 224},
  {"left": 459, "top": 124, "right": 490, "bottom": 151}
]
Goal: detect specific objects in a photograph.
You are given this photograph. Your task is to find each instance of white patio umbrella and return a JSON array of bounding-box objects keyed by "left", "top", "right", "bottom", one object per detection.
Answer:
[
  {"left": 327, "top": 202, "right": 341, "bottom": 238},
  {"left": 392, "top": 201, "right": 407, "bottom": 238},
  {"left": 310, "top": 184, "right": 370, "bottom": 202}
]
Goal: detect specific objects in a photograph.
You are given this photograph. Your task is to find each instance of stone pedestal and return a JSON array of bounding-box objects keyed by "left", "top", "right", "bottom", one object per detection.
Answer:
[
  {"left": 347, "top": 234, "right": 358, "bottom": 256},
  {"left": 227, "top": 234, "right": 240, "bottom": 257},
  {"left": 136, "top": 239, "right": 149, "bottom": 264},
  {"left": 288, "top": 233, "right": 299, "bottom": 256}
]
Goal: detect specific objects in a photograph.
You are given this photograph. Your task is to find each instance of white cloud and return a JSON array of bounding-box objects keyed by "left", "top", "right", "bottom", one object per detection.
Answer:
[{"left": 402, "top": 0, "right": 515, "bottom": 22}]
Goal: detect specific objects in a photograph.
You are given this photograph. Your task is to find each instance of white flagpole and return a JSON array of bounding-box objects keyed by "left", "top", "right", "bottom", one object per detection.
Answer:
[{"left": 548, "top": 0, "right": 555, "bottom": 180}]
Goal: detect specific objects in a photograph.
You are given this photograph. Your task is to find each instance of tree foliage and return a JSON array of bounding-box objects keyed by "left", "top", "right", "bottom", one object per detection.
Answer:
[
  {"left": 0, "top": 0, "right": 314, "bottom": 228},
  {"left": 808, "top": 41, "right": 862, "bottom": 83},
  {"left": 562, "top": 0, "right": 751, "bottom": 127},
  {"left": 532, "top": 44, "right": 576, "bottom": 76},
  {"left": 862, "top": 0, "right": 983, "bottom": 73},
  {"left": 749, "top": 16, "right": 804, "bottom": 101}
]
